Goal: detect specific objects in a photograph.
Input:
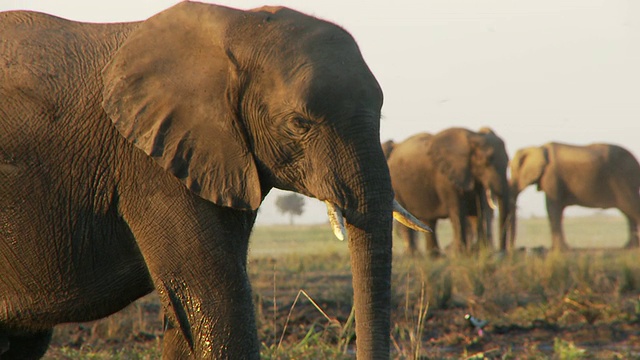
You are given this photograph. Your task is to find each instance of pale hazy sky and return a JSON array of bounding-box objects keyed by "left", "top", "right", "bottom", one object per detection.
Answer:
[{"left": 2, "top": 0, "right": 638, "bottom": 224}]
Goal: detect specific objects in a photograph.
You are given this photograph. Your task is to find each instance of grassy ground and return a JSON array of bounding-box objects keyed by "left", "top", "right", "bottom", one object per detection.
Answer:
[{"left": 42, "top": 215, "right": 640, "bottom": 359}]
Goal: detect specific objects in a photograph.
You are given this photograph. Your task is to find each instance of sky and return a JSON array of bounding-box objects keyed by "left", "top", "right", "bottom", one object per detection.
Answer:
[{"left": 2, "top": 0, "right": 638, "bottom": 225}]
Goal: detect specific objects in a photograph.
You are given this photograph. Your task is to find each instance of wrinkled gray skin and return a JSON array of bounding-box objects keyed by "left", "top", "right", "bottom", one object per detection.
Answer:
[
  {"left": 0, "top": 3, "right": 395, "bottom": 359},
  {"left": 387, "top": 127, "right": 511, "bottom": 255},
  {"left": 509, "top": 142, "right": 640, "bottom": 251}
]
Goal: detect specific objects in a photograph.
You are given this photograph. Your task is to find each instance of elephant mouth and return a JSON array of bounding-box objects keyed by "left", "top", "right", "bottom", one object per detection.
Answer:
[{"left": 324, "top": 200, "right": 431, "bottom": 241}]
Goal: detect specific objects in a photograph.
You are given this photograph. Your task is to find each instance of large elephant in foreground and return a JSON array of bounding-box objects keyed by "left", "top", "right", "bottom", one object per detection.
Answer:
[
  {"left": 0, "top": 3, "right": 427, "bottom": 359},
  {"left": 387, "top": 127, "right": 511, "bottom": 255},
  {"left": 509, "top": 142, "right": 640, "bottom": 251}
]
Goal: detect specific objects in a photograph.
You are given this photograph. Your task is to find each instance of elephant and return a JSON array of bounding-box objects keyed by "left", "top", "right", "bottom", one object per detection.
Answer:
[
  {"left": 384, "top": 137, "right": 496, "bottom": 256},
  {"left": 509, "top": 142, "right": 640, "bottom": 251},
  {"left": 381, "top": 139, "right": 396, "bottom": 159},
  {"left": 0, "top": 3, "right": 428, "bottom": 359},
  {"left": 386, "top": 127, "right": 511, "bottom": 255}
]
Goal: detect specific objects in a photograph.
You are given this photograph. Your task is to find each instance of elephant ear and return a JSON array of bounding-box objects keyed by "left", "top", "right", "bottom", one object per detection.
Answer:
[
  {"left": 101, "top": 2, "right": 261, "bottom": 210},
  {"left": 428, "top": 128, "right": 474, "bottom": 191},
  {"left": 514, "top": 146, "right": 548, "bottom": 191},
  {"left": 381, "top": 140, "right": 395, "bottom": 160}
]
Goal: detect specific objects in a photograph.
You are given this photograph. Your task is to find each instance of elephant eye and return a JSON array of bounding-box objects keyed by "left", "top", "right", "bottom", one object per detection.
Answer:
[{"left": 285, "top": 116, "right": 313, "bottom": 136}]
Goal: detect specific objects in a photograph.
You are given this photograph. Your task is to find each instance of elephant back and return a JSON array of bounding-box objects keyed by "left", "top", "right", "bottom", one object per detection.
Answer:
[
  {"left": 1, "top": 11, "right": 136, "bottom": 111},
  {"left": 386, "top": 132, "right": 435, "bottom": 203},
  {"left": 387, "top": 133, "right": 433, "bottom": 168},
  {"left": 606, "top": 144, "right": 640, "bottom": 189}
]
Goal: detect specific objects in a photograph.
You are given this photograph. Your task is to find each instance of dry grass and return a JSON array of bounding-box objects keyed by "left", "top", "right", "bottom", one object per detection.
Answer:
[{"left": 41, "top": 215, "right": 640, "bottom": 359}]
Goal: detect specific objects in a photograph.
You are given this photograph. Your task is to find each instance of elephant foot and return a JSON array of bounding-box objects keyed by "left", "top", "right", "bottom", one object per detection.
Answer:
[{"left": 623, "top": 240, "right": 639, "bottom": 249}]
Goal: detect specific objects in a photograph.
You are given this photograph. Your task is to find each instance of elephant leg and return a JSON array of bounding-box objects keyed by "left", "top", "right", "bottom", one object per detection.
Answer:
[
  {"left": 545, "top": 197, "right": 569, "bottom": 251},
  {"left": 119, "top": 197, "right": 260, "bottom": 357},
  {"left": 472, "top": 214, "right": 493, "bottom": 251},
  {"left": 467, "top": 215, "right": 479, "bottom": 248},
  {"left": 450, "top": 212, "right": 468, "bottom": 254},
  {"left": 461, "top": 215, "right": 470, "bottom": 253},
  {"left": 162, "top": 317, "right": 193, "bottom": 358},
  {"left": 153, "top": 258, "right": 258, "bottom": 358},
  {"left": 617, "top": 198, "right": 640, "bottom": 248},
  {"left": 0, "top": 329, "right": 53, "bottom": 360},
  {"left": 424, "top": 219, "right": 441, "bottom": 257},
  {"left": 482, "top": 207, "right": 494, "bottom": 250},
  {"left": 470, "top": 192, "right": 487, "bottom": 250},
  {"left": 397, "top": 223, "right": 419, "bottom": 256},
  {"left": 623, "top": 214, "right": 639, "bottom": 249}
]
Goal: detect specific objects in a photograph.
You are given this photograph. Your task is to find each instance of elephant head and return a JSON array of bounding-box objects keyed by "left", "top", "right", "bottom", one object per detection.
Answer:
[
  {"left": 508, "top": 145, "right": 549, "bottom": 245},
  {"left": 99, "top": 2, "right": 427, "bottom": 357},
  {"left": 429, "top": 127, "right": 512, "bottom": 250},
  {"left": 509, "top": 146, "right": 549, "bottom": 195}
]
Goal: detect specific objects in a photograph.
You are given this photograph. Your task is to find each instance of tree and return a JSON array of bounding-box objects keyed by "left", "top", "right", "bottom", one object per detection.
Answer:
[{"left": 275, "top": 192, "right": 305, "bottom": 225}]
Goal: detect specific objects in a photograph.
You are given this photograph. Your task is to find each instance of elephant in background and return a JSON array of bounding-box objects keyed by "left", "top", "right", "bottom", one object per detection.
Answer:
[
  {"left": 381, "top": 139, "right": 396, "bottom": 159},
  {"left": 0, "top": 3, "right": 427, "bottom": 359},
  {"left": 509, "top": 142, "right": 640, "bottom": 251},
  {"left": 387, "top": 127, "right": 511, "bottom": 255},
  {"left": 383, "top": 137, "right": 439, "bottom": 254}
]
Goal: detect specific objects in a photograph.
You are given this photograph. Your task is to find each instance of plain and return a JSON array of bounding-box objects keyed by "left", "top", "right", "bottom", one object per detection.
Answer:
[{"left": 43, "top": 214, "right": 640, "bottom": 359}]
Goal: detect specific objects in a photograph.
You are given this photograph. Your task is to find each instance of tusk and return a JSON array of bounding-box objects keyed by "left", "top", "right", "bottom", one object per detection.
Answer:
[
  {"left": 486, "top": 189, "right": 497, "bottom": 210},
  {"left": 393, "top": 200, "right": 432, "bottom": 233},
  {"left": 325, "top": 201, "right": 347, "bottom": 241}
]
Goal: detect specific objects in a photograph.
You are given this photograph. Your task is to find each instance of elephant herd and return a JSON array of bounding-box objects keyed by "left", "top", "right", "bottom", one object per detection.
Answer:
[
  {"left": 384, "top": 127, "right": 640, "bottom": 256},
  {"left": 0, "top": 2, "right": 638, "bottom": 359}
]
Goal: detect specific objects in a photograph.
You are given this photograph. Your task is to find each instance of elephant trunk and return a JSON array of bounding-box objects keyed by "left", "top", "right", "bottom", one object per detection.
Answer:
[
  {"left": 343, "top": 164, "right": 394, "bottom": 359},
  {"left": 506, "top": 182, "right": 520, "bottom": 250},
  {"left": 495, "top": 179, "right": 511, "bottom": 252},
  {"left": 509, "top": 204, "right": 517, "bottom": 250},
  {"left": 337, "top": 141, "right": 394, "bottom": 358},
  {"left": 347, "top": 215, "right": 392, "bottom": 358},
  {"left": 306, "top": 125, "right": 396, "bottom": 358},
  {"left": 497, "top": 195, "right": 510, "bottom": 251}
]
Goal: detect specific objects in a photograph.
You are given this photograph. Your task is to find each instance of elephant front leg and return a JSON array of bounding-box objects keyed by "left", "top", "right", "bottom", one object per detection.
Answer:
[
  {"left": 450, "top": 212, "right": 469, "bottom": 254},
  {"left": 480, "top": 203, "right": 495, "bottom": 250},
  {"left": 397, "top": 222, "right": 419, "bottom": 256},
  {"left": 424, "top": 219, "right": 441, "bottom": 257},
  {"left": 545, "top": 197, "right": 569, "bottom": 251},
  {"left": 153, "top": 257, "right": 259, "bottom": 359},
  {"left": 120, "top": 183, "right": 264, "bottom": 358},
  {"left": 122, "top": 203, "right": 260, "bottom": 358},
  {"left": 623, "top": 215, "right": 640, "bottom": 248},
  {"left": 466, "top": 216, "right": 478, "bottom": 247}
]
